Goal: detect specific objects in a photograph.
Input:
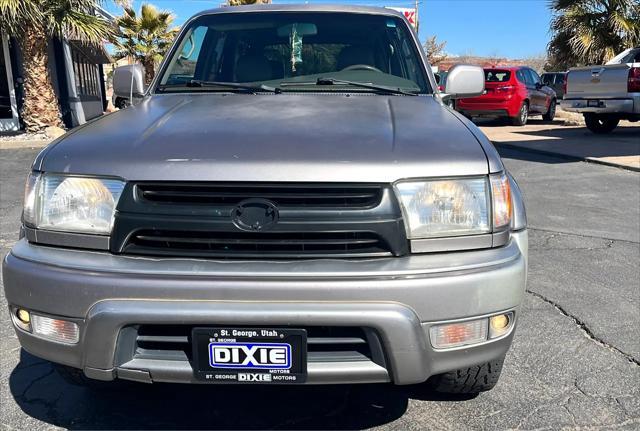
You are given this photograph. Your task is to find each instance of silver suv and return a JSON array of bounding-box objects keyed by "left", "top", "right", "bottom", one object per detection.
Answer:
[{"left": 3, "top": 5, "right": 527, "bottom": 394}]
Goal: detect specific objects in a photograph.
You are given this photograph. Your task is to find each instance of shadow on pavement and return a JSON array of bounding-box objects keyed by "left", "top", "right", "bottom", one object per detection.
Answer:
[
  {"left": 474, "top": 116, "right": 640, "bottom": 167},
  {"left": 9, "top": 350, "right": 471, "bottom": 430}
]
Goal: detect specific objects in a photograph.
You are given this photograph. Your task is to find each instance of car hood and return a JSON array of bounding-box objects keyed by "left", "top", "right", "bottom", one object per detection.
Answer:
[{"left": 39, "top": 94, "right": 491, "bottom": 182}]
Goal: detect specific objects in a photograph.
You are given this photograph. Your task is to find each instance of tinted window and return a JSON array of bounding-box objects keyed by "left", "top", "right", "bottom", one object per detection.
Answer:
[
  {"left": 528, "top": 69, "right": 541, "bottom": 85},
  {"left": 541, "top": 73, "right": 553, "bottom": 85},
  {"left": 484, "top": 70, "right": 511, "bottom": 82},
  {"left": 516, "top": 69, "right": 529, "bottom": 85},
  {"left": 159, "top": 12, "right": 429, "bottom": 93}
]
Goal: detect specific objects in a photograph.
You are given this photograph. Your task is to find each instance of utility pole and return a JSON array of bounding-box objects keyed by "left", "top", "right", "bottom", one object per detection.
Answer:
[{"left": 415, "top": 0, "right": 419, "bottom": 32}]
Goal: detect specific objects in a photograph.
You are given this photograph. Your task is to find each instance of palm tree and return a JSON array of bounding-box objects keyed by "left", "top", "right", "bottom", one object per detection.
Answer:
[
  {"left": 548, "top": 0, "right": 640, "bottom": 69},
  {"left": 0, "top": 0, "right": 114, "bottom": 132},
  {"left": 113, "top": 3, "right": 178, "bottom": 85}
]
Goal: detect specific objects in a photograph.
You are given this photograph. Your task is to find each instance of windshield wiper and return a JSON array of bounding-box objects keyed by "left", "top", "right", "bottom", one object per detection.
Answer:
[
  {"left": 280, "top": 77, "right": 418, "bottom": 96},
  {"left": 160, "top": 80, "right": 277, "bottom": 93}
]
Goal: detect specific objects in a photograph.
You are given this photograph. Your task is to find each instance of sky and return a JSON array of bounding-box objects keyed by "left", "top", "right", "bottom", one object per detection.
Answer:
[{"left": 105, "top": 0, "right": 553, "bottom": 59}]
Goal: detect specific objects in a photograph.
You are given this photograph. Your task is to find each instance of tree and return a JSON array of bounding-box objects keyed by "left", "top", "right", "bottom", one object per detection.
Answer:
[
  {"left": 423, "top": 36, "right": 448, "bottom": 66},
  {"left": 0, "top": 0, "right": 114, "bottom": 132},
  {"left": 523, "top": 53, "right": 548, "bottom": 73},
  {"left": 113, "top": 3, "right": 178, "bottom": 85},
  {"left": 547, "top": 0, "right": 640, "bottom": 69}
]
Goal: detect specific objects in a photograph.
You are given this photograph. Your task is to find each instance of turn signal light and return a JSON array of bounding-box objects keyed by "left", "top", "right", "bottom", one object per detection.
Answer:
[
  {"left": 430, "top": 312, "right": 515, "bottom": 349},
  {"left": 430, "top": 319, "right": 488, "bottom": 349},
  {"left": 31, "top": 315, "right": 80, "bottom": 344}
]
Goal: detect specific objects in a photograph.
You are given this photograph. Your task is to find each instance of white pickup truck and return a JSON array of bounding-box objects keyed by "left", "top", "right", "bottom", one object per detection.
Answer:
[{"left": 561, "top": 47, "right": 640, "bottom": 133}]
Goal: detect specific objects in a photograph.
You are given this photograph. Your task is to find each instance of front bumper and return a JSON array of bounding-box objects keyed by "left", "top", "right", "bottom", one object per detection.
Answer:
[
  {"left": 3, "top": 231, "right": 527, "bottom": 385},
  {"left": 561, "top": 97, "right": 638, "bottom": 114}
]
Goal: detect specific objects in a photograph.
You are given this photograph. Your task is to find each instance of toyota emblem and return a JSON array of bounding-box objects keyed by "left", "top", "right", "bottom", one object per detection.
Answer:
[{"left": 232, "top": 199, "right": 279, "bottom": 231}]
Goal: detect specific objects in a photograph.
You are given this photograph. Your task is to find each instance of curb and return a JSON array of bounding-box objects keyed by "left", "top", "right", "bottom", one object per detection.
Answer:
[
  {"left": 0, "top": 140, "right": 51, "bottom": 150},
  {"left": 493, "top": 142, "right": 640, "bottom": 173}
]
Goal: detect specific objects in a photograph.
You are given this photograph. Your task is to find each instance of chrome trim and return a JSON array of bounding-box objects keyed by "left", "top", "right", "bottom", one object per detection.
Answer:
[
  {"left": 410, "top": 234, "right": 492, "bottom": 253},
  {"left": 492, "top": 230, "right": 510, "bottom": 247}
]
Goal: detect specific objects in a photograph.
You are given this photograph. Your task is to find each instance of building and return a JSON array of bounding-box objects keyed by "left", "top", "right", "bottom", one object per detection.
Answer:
[{"left": 0, "top": 7, "right": 114, "bottom": 132}]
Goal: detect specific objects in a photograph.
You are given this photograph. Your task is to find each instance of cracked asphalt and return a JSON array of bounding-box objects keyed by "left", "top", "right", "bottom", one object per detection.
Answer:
[{"left": 1, "top": 145, "right": 639, "bottom": 430}]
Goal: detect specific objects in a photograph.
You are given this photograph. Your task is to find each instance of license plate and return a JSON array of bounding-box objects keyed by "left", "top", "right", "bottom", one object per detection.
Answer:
[
  {"left": 587, "top": 100, "right": 601, "bottom": 107},
  {"left": 192, "top": 327, "right": 307, "bottom": 383}
]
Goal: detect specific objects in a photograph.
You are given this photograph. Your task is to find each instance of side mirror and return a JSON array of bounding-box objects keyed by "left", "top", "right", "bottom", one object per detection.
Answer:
[
  {"left": 443, "top": 65, "right": 485, "bottom": 99},
  {"left": 113, "top": 64, "right": 146, "bottom": 106}
]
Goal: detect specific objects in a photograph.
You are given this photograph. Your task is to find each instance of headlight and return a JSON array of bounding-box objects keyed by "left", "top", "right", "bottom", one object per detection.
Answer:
[
  {"left": 395, "top": 178, "right": 490, "bottom": 239},
  {"left": 23, "top": 173, "right": 125, "bottom": 235}
]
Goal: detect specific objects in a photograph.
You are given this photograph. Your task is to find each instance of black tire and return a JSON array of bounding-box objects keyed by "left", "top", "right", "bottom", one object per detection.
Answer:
[
  {"left": 542, "top": 99, "right": 556, "bottom": 122},
  {"left": 114, "top": 97, "right": 128, "bottom": 109},
  {"left": 584, "top": 114, "right": 619, "bottom": 134},
  {"left": 428, "top": 357, "right": 505, "bottom": 394},
  {"left": 511, "top": 101, "right": 529, "bottom": 126}
]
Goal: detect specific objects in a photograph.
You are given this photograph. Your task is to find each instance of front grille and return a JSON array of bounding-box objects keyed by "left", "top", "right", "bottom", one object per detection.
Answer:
[
  {"left": 137, "top": 183, "right": 382, "bottom": 208},
  {"left": 112, "top": 182, "right": 408, "bottom": 259},
  {"left": 123, "top": 325, "right": 386, "bottom": 366},
  {"left": 124, "top": 230, "right": 391, "bottom": 258}
]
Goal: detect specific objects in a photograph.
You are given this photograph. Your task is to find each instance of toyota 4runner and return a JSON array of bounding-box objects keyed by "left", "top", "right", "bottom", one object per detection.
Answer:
[{"left": 3, "top": 4, "right": 527, "bottom": 394}]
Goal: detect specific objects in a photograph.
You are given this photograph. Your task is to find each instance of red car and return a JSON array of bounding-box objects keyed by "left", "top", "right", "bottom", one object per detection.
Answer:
[{"left": 456, "top": 66, "right": 557, "bottom": 125}]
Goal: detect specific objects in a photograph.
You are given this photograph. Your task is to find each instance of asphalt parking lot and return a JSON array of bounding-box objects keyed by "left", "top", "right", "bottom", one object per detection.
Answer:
[{"left": 1, "top": 131, "right": 639, "bottom": 430}]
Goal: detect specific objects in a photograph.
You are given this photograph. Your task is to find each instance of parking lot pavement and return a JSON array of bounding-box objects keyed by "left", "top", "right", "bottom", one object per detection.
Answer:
[
  {"left": 1, "top": 146, "right": 639, "bottom": 430},
  {"left": 479, "top": 119, "right": 640, "bottom": 171}
]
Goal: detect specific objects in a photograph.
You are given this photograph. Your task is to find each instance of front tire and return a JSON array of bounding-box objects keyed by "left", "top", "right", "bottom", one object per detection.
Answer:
[
  {"left": 542, "top": 99, "right": 556, "bottom": 122},
  {"left": 428, "top": 357, "right": 505, "bottom": 394},
  {"left": 511, "top": 101, "right": 529, "bottom": 126},
  {"left": 584, "top": 114, "right": 619, "bottom": 134}
]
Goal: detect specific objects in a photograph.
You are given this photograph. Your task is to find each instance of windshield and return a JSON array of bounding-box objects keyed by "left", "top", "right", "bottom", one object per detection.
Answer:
[{"left": 158, "top": 12, "right": 430, "bottom": 94}]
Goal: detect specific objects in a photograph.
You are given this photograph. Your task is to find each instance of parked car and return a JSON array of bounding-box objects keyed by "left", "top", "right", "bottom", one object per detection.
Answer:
[
  {"left": 561, "top": 47, "right": 640, "bottom": 133},
  {"left": 435, "top": 70, "right": 455, "bottom": 108},
  {"left": 3, "top": 4, "right": 527, "bottom": 395},
  {"left": 456, "top": 66, "right": 557, "bottom": 125},
  {"left": 541, "top": 72, "right": 566, "bottom": 100}
]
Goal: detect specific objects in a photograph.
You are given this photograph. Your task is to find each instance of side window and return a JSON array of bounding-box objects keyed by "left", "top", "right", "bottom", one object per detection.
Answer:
[
  {"left": 528, "top": 69, "right": 541, "bottom": 85},
  {"left": 541, "top": 74, "right": 552, "bottom": 85}
]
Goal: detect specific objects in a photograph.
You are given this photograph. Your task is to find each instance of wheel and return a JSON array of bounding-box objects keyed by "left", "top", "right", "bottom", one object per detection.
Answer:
[
  {"left": 542, "top": 99, "right": 556, "bottom": 121},
  {"left": 54, "top": 364, "right": 119, "bottom": 390},
  {"left": 511, "top": 101, "right": 529, "bottom": 126},
  {"left": 428, "top": 357, "right": 505, "bottom": 394},
  {"left": 584, "top": 114, "right": 619, "bottom": 134},
  {"left": 114, "top": 97, "right": 128, "bottom": 109}
]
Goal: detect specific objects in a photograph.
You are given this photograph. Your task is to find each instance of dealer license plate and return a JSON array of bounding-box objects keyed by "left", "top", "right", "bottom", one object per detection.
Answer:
[{"left": 192, "top": 327, "right": 307, "bottom": 383}]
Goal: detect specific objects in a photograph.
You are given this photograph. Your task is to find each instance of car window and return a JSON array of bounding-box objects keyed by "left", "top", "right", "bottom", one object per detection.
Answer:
[
  {"left": 555, "top": 74, "right": 565, "bottom": 84},
  {"left": 607, "top": 48, "right": 640, "bottom": 64},
  {"left": 485, "top": 70, "right": 511, "bottom": 82},
  {"left": 159, "top": 12, "right": 430, "bottom": 93},
  {"left": 516, "top": 69, "right": 529, "bottom": 85},
  {"left": 164, "top": 26, "right": 208, "bottom": 83},
  {"left": 541, "top": 73, "right": 553, "bottom": 85},
  {"left": 528, "top": 69, "right": 541, "bottom": 85}
]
